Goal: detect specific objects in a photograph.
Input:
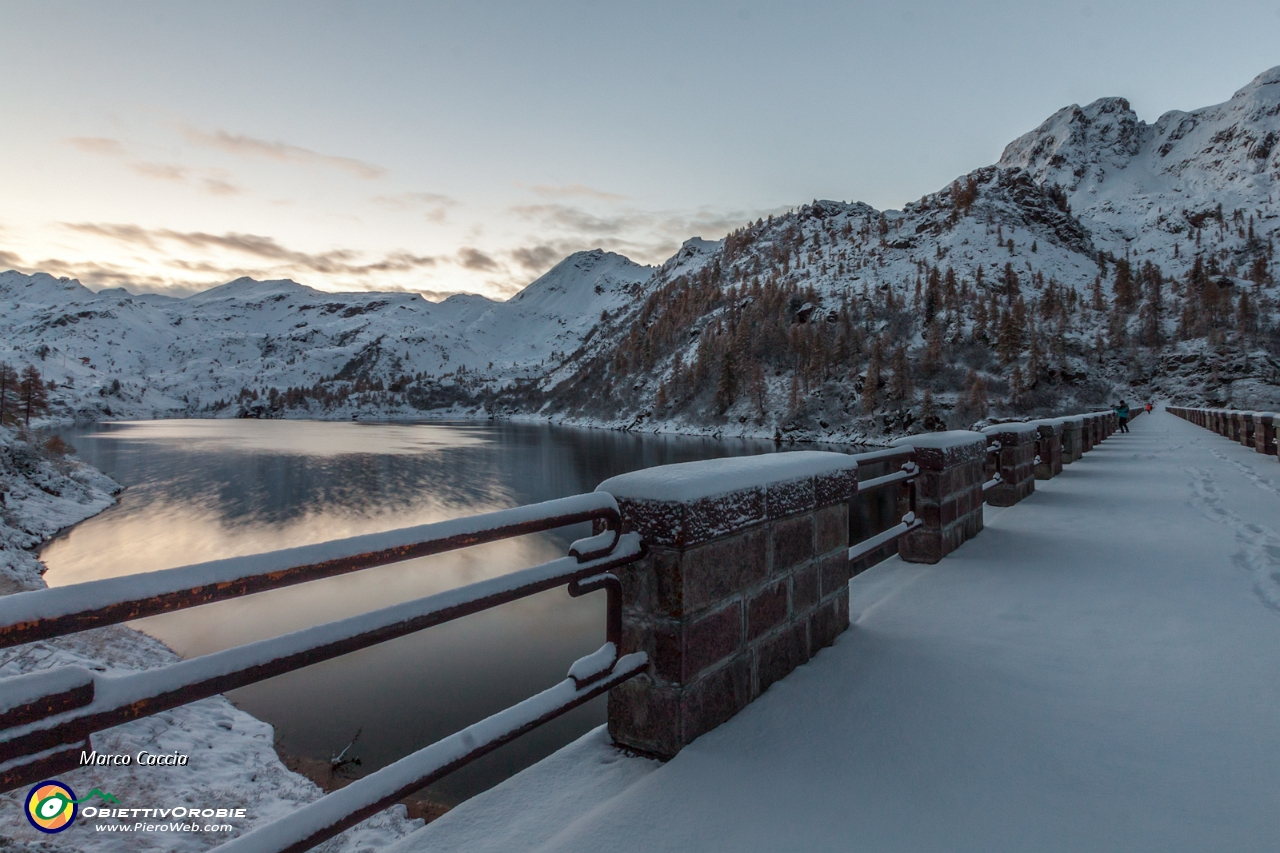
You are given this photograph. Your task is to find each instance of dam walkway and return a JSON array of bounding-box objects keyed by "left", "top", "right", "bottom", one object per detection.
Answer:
[{"left": 397, "top": 409, "right": 1280, "bottom": 853}]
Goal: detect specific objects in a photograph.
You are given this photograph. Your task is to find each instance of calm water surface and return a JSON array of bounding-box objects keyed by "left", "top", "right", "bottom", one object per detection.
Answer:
[{"left": 43, "top": 419, "right": 809, "bottom": 804}]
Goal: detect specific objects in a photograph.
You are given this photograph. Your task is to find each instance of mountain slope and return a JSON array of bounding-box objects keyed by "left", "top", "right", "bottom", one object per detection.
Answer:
[
  {"left": 0, "top": 250, "right": 652, "bottom": 421},
  {"left": 3, "top": 68, "right": 1278, "bottom": 436},
  {"left": 534, "top": 67, "right": 1280, "bottom": 439}
]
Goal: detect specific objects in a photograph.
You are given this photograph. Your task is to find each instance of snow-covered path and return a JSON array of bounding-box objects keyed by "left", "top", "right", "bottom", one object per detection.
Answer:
[{"left": 398, "top": 409, "right": 1280, "bottom": 853}]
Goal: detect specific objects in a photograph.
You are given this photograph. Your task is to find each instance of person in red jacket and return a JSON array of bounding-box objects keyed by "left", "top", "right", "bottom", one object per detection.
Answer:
[{"left": 1145, "top": 402, "right": 1152, "bottom": 414}]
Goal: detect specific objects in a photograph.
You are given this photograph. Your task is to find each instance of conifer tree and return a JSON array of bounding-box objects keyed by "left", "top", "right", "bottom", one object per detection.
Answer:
[
  {"left": 996, "top": 307, "right": 1022, "bottom": 363},
  {"left": 0, "top": 363, "right": 18, "bottom": 426},
  {"left": 1139, "top": 263, "right": 1165, "bottom": 347},
  {"left": 749, "top": 363, "right": 766, "bottom": 417},
  {"left": 1112, "top": 259, "right": 1136, "bottom": 312},
  {"left": 862, "top": 338, "right": 883, "bottom": 414},
  {"left": 19, "top": 365, "right": 49, "bottom": 426},
  {"left": 961, "top": 369, "right": 987, "bottom": 423},
  {"left": 922, "top": 321, "right": 944, "bottom": 375},
  {"left": 1236, "top": 290, "right": 1258, "bottom": 340},
  {"left": 888, "top": 345, "right": 912, "bottom": 403},
  {"left": 1090, "top": 276, "right": 1106, "bottom": 312},
  {"left": 920, "top": 387, "right": 936, "bottom": 424}
]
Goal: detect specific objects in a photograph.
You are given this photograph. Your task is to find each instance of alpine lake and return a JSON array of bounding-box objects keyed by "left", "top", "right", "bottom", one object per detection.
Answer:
[{"left": 43, "top": 419, "right": 853, "bottom": 807}]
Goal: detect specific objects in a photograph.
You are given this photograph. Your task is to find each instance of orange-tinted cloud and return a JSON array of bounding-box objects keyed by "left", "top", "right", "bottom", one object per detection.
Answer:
[
  {"left": 182, "top": 126, "right": 386, "bottom": 179},
  {"left": 65, "top": 137, "right": 126, "bottom": 156}
]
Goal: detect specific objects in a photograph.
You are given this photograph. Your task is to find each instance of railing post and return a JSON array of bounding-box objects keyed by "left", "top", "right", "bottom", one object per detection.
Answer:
[
  {"left": 1032, "top": 419, "right": 1064, "bottom": 479},
  {"left": 982, "top": 424, "right": 1038, "bottom": 506},
  {"left": 1255, "top": 413, "right": 1277, "bottom": 456},
  {"left": 892, "top": 432, "right": 986, "bottom": 564},
  {"left": 1060, "top": 416, "right": 1083, "bottom": 464},
  {"left": 1080, "top": 415, "right": 1095, "bottom": 453},
  {"left": 1241, "top": 412, "right": 1255, "bottom": 448},
  {"left": 599, "top": 453, "right": 858, "bottom": 759}
]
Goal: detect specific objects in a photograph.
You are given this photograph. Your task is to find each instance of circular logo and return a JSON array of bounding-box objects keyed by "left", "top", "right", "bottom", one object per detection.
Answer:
[{"left": 25, "top": 781, "right": 77, "bottom": 833}]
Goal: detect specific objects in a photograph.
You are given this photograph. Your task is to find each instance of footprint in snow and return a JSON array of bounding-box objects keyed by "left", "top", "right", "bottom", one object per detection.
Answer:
[{"left": 1187, "top": 467, "right": 1280, "bottom": 614}]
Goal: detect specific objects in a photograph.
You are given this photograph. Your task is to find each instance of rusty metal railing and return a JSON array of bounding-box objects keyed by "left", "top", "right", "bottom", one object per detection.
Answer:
[{"left": 0, "top": 493, "right": 647, "bottom": 853}]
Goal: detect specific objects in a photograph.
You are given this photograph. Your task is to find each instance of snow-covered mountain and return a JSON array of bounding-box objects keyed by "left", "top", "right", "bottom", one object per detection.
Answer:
[
  {"left": 999, "top": 65, "right": 1279, "bottom": 273},
  {"left": 536, "top": 67, "right": 1280, "bottom": 439},
  {"left": 0, "top": 250, "right": 652, "bottom": 420},
  {"left": 3, "top": 67, "right": 1278, "bottom": 434}
]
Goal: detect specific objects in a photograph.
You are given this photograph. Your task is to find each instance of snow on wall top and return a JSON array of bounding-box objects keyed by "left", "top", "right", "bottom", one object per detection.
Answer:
[
  {"left": 598, "top": 452, "right": 859, "bottom": 547},
  {"left": 597, "top": 452, "right": 856, "bottom": 504},
  {"left": 890, "top": 431, "right": 987, "bottom": 469},
  {"left": 982, "top": 423, "right": 1042, "bottom": 439}
]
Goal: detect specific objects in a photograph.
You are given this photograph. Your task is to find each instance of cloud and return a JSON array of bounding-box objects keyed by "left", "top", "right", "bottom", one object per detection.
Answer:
[
  {"left": 64, "top": 222, "right": 161, "bottom": 250},
  {"left": 510, "top": 244, "right": 563, "bottom": 272},
  {"left": 121, "top": 160, "right": 244, "bottom": 196},
  {"left": 60, "top": 221, "right": 440, "bottom": 278},
  {"left": 0, "top": 249, "right": 22, "bottom": 269},
  {"left": 508, "top": 201, "right": 791, "bottom": 266},
  {"left": 130, "top": 162, "right": 192, "bottom": 181},
  {"left": 182, "top": 126, "right": 386, "bottom": 179},
  {"left": 527, "top": 183, "right": 628, "bottom": 202},
  {"left": 201, "top": 177, "right": 242, "bottom": 196},
  {"left": 371, "top": 192, "right": 458, "bottom": 222},
  {"left": 457, "top": 247, "right": 499, "bottom": 271},
  {"left": 65, "top": 137, "right": 126, "bottom": 156},
  {"left": 17, "top": 256, "right": 205, "bottom": 295},
  {"left": 510, "top": 204, "right": 637, "bottom": 237}
]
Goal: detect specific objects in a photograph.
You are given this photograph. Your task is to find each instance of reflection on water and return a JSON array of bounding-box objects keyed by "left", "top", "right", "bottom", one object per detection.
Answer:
[{"left": 42, "top": 419, "right": 793, "bottom": 804}]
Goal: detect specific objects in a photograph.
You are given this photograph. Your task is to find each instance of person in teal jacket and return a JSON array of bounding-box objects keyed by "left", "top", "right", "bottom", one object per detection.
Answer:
[{"left": 1115, "top": 400, "right": 1130, "bottom": 433}]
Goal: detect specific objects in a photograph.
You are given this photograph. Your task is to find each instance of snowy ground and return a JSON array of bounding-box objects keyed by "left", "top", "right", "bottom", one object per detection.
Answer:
[
  {"left": 395, "top": 409, "right": 1280, "bottom": 852},
  {"left": 0, "top": 427, "right": 420, "bottom": 852}
]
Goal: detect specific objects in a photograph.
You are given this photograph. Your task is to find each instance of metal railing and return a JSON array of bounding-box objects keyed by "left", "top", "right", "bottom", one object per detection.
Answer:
[
  {"left": 0, "top": 493, "right": 647, "bottom": 853},
  {"left": 847, "top": 447, "right": 920, "bottom": 564},
  {"left": 3, "top": 432, "right": 1118, "bottom": 851}
]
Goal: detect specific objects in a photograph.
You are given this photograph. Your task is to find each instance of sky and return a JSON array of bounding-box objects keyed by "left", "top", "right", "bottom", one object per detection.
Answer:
[{"left": 2, "top": 1, "right": 1279, "bottom": 302}]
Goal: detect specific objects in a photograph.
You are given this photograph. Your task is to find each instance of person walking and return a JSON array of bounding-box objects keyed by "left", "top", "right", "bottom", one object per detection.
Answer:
[
  {"left": 1115, "top": 400, "right": 1130, "bottom": 433},
  {"left": 1145, "top": 402, "right": 1152, "bottom": 414}
]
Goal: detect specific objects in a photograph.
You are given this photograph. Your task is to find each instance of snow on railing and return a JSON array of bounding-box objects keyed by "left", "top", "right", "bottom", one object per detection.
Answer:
[
  {"left": 0, "top": 492, "right": 648, "bottom": 853},
  {"left": 0, "top": 492, "right": 623, "bottom": 649}
]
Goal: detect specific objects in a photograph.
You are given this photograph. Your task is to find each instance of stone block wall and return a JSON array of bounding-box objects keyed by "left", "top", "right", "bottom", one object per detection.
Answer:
[
  {"left": 1256, "top": 413, "right": 1277, "bottom": 455},
  {"left": 893, "top": 431, "right": 986, "bottom": 563},
  {"left": 982, "top": 423, "right": 1038, "bottom": 506},
  {"left": 1032, "top": 420, "right": 1064, "bottom": 480},
  {"left": 1061, "top": 417, "right": 1084, "bottom": 464},
  {"left": 599, "top": 452, "right": 857, "bottom": 759},
  {"left": 1240, "top": 412, "right": 1255, "bottom": 448}
]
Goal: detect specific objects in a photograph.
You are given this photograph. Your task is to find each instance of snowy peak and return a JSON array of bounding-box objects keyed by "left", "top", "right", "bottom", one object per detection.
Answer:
[
  {"left": 510, "top": 249, "right": 651, "bottom": 307},
  {"left": 184, "top": 276, "right": 319, "bottom": 304},
  {"left": 995, "top": 68, "right": 1280, "bottom": 259},
  {"left": 0, "top": 270, "right": 97, "bottom": 302},
  {"left": 1231, "top": 64, "right": 1280, "bottom": 101},
  {"left": 998, "top": 96, "right": 1144, "bottom": 191}
]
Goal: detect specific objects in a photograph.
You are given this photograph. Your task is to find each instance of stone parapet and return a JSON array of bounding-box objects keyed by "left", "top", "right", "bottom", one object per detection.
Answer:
[
  {"left": 598, "top": 452, "right": 857, "bottom": 759},
  {"left": 982, "top": 423, "right": 1038, "bottom": 506},
  {"left": 1079, "top": 414, "right": 1095, "bottom": 453},
  {"left": 1239, "top": 412, "right": 1255, "bottom": 448},
  {"left": 1060, "top": 416, "right": 1084, "bottom": 463},
  {"left": 1255, "top": 412, "right": 1277, "bottom": 455},
  {"left": 891, "top": 431, "right": 986, "bottom": 564},
  {"left": 1031, "top": 419, "right": 1065, "bottom": 479}
]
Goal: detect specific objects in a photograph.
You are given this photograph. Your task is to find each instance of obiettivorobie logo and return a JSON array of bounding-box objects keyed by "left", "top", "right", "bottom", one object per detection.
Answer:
[{"left": 24, "top": 781, "right": 119, "bottom": 833}]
